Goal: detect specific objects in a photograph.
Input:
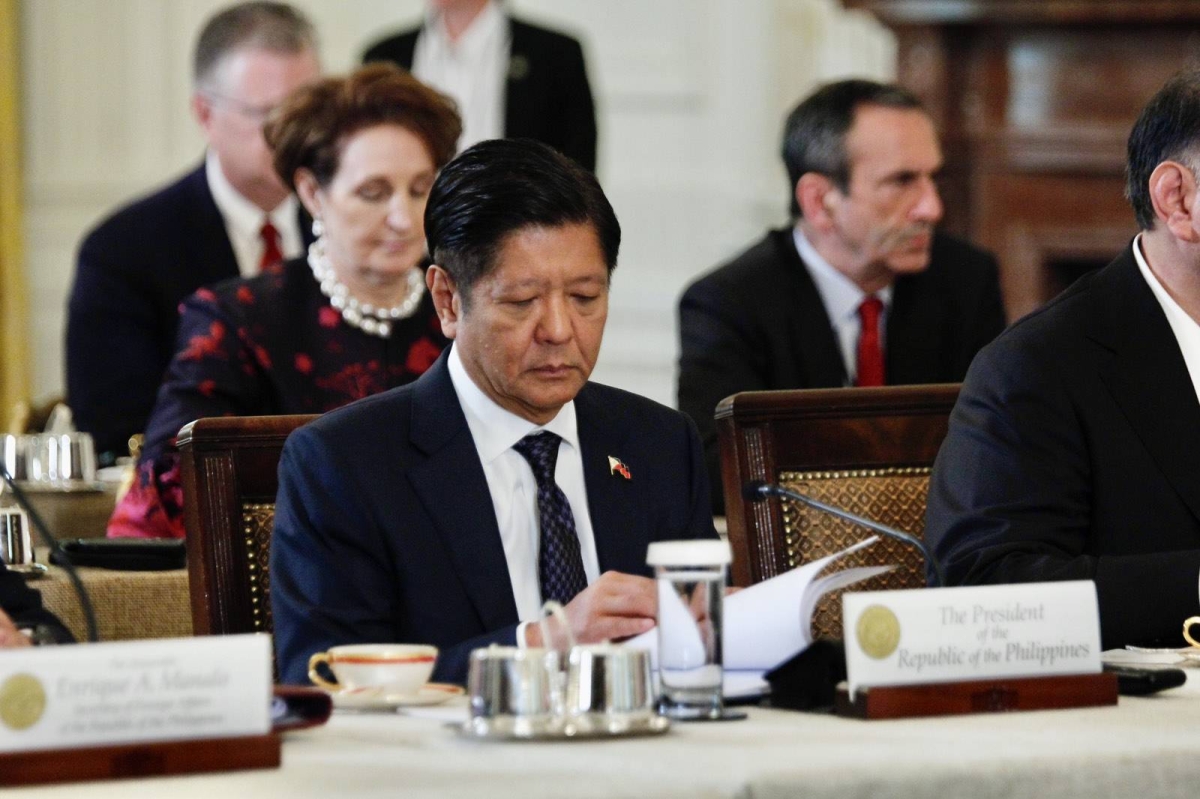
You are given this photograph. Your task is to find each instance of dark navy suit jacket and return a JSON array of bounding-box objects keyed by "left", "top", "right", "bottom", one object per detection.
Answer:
[
  {"left": 66, "top": 164, "right": 311, "bottom": 460},
  {"left": 926, "top": 245, "right": 1200, "bottom": 649},
  {"left": 271, "top": 352, "right": 717, "bottom": 685},
  {"left": 678, "top": 228, "right": 1006, "bottom": 512},
  {"left": 363, "top": 16, "right": 597, "bottom": 171}
]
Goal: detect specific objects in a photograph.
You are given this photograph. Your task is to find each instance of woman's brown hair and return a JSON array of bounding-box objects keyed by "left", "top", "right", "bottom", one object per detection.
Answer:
[{"left": 265, "top": 63, "right": 461, "bottom": 190}]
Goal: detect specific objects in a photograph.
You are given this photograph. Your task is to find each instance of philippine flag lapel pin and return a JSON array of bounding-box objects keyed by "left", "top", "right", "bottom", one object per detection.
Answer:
[{"left": 607, "top": 456, "right": 631, "bottom": 480}]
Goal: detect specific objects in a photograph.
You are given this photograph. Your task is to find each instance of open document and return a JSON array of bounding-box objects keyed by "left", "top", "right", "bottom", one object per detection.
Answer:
[{"left": 627, "top": 536, "right": 891, "bottom": 697}]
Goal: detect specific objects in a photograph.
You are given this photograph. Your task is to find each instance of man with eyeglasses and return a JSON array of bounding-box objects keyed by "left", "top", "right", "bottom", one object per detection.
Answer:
[{"left": 66, "top": 2, "right": 320, "bottom": 465}]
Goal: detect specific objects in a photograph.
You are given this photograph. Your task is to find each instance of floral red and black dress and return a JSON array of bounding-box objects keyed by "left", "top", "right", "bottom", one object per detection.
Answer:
[{"left": 107, "top": 257, "right": 447, "bottom": 538}]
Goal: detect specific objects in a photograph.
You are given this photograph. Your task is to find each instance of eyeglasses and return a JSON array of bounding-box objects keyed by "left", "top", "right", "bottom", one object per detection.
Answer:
[{"left": 200, "top": 90, "right": 279, "bottom": 123}]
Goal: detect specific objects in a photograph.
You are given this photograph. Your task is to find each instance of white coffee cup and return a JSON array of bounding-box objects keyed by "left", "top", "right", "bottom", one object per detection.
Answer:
[{"left": 307, "top": 643, "right": 437, "bottom": 694}]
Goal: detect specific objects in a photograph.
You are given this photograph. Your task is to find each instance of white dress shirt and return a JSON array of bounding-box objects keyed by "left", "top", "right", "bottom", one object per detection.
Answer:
[
  {"left": 446, "top": 344, "right": 601, "bottom": 634},
  {"left": 1132, "top": 233, "right": 1200, "bottom": 405},
  {"left": 411, "top": 0, "right": 508, "bottom": 152},
  {"left": 794, "top": 227, "right": 893, "bottom": 385},
  {"left": 205, "top": 150, "right": 303, "bottom": 278}
]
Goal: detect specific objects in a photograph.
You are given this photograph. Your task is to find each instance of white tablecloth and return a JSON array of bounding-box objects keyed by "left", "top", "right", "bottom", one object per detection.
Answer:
[{"left": 12, "top": 673, "right": 1200, "bottom": 798}]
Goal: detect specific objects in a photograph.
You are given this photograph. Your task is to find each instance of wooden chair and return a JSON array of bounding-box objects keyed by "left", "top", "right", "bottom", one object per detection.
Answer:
[
  {"left": 179, "top": 415, "right": 317, "bottom": 636},
  {"left": 716, "top": 384, "right": 959, "bottom": 639}
]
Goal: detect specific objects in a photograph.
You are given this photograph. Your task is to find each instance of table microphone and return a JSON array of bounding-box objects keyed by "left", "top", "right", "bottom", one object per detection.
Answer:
[
  {"left": 742, "top": 479, "right": 945, "bottom": 588},
  {"left": 1, "top": 466, "right": 99, "bottom": 642}
]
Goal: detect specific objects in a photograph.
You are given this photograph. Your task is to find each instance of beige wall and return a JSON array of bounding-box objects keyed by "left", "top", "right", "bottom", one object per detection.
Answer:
[{"left": 20, "top": 0, "right": 892, "bottom": 407}]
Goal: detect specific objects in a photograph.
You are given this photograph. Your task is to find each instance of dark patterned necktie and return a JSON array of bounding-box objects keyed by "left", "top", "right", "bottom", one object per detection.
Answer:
[
  {"left": 855, "top": 295, "right": 886, "bottom": 387},
  {"left": 512, "top": 431, "right": 588, "bottom": 605}
]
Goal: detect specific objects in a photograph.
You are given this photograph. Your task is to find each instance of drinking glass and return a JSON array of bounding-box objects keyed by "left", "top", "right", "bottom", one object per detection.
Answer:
[{"left": 646, "top": 540, "right": 731, "bottom": 720}]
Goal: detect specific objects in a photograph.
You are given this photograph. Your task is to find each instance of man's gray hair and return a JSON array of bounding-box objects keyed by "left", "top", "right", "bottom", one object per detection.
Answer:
[{"left": 193, "top": 1, "right": 316, "bottom": 89}]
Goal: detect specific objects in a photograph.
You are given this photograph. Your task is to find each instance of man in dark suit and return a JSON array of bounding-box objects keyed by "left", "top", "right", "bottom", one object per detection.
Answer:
[
  {"left": 926, "top": 71, "right": 1200, "bottom": 649},
  {"left": 363, "top": 0, "right": 596, "bottom": 171},
  {"left": 0, "top": 562, "right": 72, "bottom": 647},
  {"left": 678, "top": 80, "right": 1005, "bottom": 512},
  {"left": 67, "top": 2, "right": 320, "bottom": 463},
  {"left": 271, "top": 140, "right": 715, "bottom": 685}
]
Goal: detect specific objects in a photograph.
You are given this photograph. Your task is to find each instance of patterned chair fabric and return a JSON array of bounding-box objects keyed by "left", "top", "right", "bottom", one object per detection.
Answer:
[{"left": 779, "top": 468, "right": 930, "bottom": 641}]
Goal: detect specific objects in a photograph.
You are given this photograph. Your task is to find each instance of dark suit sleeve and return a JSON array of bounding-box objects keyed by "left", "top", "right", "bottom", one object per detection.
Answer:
[
  {"left": 681, "top": 413, "right": 720, "bottom": 541},
  {"left": 1, "top": 564, "right": 74, "bottom": 644},
  {"left": 925, "top": 338, "right": 1200, "bottom": 648},
  {"left": 270, "top": 424, "right": 517, "bottom": 686},
  {"left": 67, "top": 231, "right": 170, "bottom": 459},
  {"left": 677, "top": 276, "right": 770, "bottom": 514},
  {"left": 960, "top": 251, "right": 1007, "bottom": 373},
  {"left": 546, "top": 36, "right": 597, "bottom": 172}
]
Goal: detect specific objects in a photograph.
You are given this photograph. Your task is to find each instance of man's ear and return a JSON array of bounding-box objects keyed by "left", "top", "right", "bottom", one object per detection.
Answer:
[
  {"left": 1149, "top": 160, "right": 1200, "bottom": 243},
  {"left": 796, "top": 173, "right": 839, "bottom": 232},
  {"left": 191, "top": 92, "right": 213, "bottom": 134},
  {"left": 294, "top": 169, "right": 322, "bottom": 221},
  {"left": 427, "top": 265, "right": 461, "bottom": 340}
]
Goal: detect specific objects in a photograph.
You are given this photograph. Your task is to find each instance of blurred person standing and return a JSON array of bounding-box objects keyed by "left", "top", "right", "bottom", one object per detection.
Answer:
[
  {"left": 67, "top": 2, "right": 320, "bottom": 465},
  {"left": 107, "top": 65, "right": 461, "bottom": 539},
  {"left": 364, "top": 0, "right": 596, "bottom": 170},
  {"left": 678, "top": 80, "right": 1005, "bottom": 512}
]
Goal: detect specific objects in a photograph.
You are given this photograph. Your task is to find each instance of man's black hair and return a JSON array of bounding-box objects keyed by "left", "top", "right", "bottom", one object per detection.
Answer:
[
  {"left": 781, "top": 79, "right": 925, "bottom": 217},
  {"left": 425, "top": 139, "right": 620, "bottom": 301},
  {"left": 1126, "top": 70, "right": 1200, "bottom": 231}
]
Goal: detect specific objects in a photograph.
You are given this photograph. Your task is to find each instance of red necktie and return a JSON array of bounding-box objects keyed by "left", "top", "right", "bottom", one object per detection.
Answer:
[
  {"left": 259, "top": 220, "right": 283, "bottom": 272},
  {"left": 855, "top": 296, "right": 886, "bottom": 387}
]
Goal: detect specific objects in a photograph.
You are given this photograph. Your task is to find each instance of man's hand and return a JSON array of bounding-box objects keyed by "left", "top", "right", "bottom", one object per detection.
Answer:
[
  {"left": 0, "top": 608, "right": 31, "bottom": 648},
  {"left": 526, "top": 571, "right": 656, "bottom": 647}
]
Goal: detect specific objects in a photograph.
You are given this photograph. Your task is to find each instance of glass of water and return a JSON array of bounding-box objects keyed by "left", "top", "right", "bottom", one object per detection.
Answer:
[{"left": 646, "top": 540, "right": 731, "bottom": 720}]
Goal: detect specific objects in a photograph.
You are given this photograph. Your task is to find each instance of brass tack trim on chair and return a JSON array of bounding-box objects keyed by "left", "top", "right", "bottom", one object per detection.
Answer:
[
  {"left": 781, "top": 466, "right": 929, "bottom": 481},
  {"left": 242, "top": 502, "right": 277, "bottom": 633}
]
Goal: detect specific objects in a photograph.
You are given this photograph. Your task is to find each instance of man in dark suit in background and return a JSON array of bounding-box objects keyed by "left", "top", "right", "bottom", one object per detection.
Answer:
[
  {"left": 678, "top": 80, "right": 1005, "bottom": 512},
  {"left": 271, "top": 140, "right": 715, "bottom": 685},
  {"left": 363, "top": 0, "right": 596, "bottom": 171},
  {"left": 67, "top": 2, "right": 320, "bottom": 464},
  {"left": 926, "top": 71, "right": 1200, "bottom": 649}
]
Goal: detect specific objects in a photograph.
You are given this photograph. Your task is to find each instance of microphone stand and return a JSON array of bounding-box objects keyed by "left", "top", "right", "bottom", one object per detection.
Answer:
[
  {"left": 1, "top": 466, "right": 98, "bottom": 642},
  {"left": 743, "top": 479, "right": 945, "bottom": 588}
]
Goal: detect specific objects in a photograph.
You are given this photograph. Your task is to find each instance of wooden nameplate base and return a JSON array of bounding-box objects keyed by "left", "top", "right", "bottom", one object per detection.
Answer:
[
  {"left": 0, "top": 732, "right": 281, "bottom": 787},
  {"left": 834, "top": 672, "right": 1118, "bottom": 720}
]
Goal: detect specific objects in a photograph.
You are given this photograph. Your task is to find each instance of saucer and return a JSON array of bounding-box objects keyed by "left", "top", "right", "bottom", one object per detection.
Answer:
[
  {"left": 457, "top": 712, "right": 670, "bottom": 741},
  {"left": 330, "top": 683, "right": 464, "bottom": 711}
]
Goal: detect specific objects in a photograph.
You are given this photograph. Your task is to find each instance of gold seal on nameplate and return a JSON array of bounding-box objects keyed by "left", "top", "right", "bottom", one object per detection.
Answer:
[
  {"left": 0, "top": 673, "right": 47, "bottom": 731},
  {"left": 856, "top": 605, "right": 901, "bottom": 660}
]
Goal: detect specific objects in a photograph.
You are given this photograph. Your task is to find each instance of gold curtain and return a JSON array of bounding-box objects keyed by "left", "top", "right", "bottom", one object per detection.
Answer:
[{"left": 0, "top": 0, "right": 29, "bottom": 420}]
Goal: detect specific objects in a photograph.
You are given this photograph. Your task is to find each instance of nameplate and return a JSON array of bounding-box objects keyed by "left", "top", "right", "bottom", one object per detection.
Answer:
[
  {"left": 0, "top": 634, "right": 272, "bottom": 753},
  {"left": 843, "top": 581, "right": 1101, "bottom": 698}
]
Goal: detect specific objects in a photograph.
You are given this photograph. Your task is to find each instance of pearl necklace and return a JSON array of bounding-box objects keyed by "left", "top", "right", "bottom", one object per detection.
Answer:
[{"left": 306, "top": 239, "right": 425, "bottom": 339}]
